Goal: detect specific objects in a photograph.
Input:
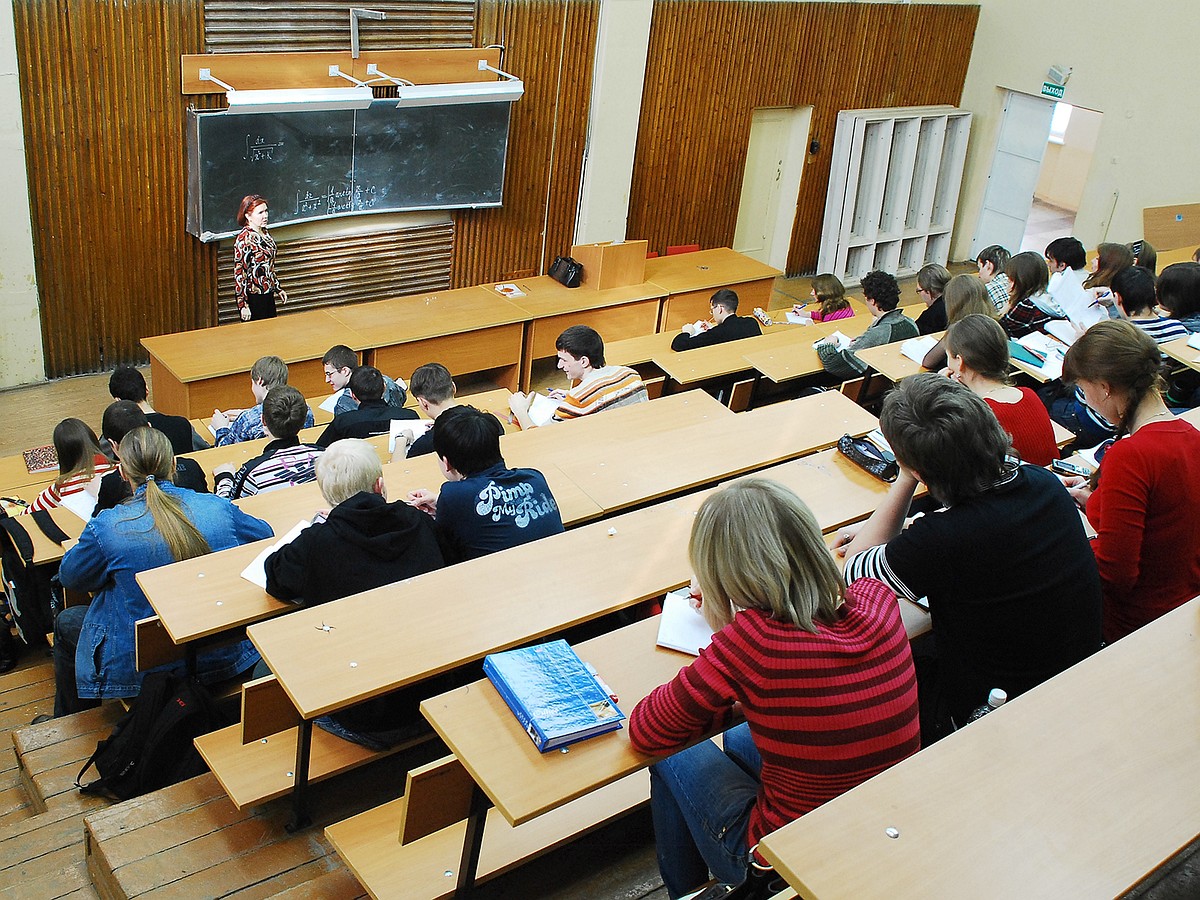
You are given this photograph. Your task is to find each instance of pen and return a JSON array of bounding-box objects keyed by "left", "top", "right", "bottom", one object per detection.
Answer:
[{"left": 584, "top": 662, "right": 619, "bottom": 703}]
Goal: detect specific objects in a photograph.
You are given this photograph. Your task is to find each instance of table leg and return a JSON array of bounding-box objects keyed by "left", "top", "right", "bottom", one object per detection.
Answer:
[
  {"left": 454, "top": 783, "right": 492, "bottom": 898},
  {"left": 286, "top": 718, "right": 313, "bottom": 832},
  {"left": 185, "top": 644, "right": 198, "bottom": 678}
]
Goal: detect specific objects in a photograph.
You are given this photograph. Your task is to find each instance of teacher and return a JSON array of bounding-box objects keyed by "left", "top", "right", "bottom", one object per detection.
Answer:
[{"left": 233, "top": 194, "right": 287, "bottom": 321}]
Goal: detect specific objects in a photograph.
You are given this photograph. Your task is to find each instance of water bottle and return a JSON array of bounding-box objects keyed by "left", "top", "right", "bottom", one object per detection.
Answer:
[{"left": 965, "top": 688, "right": 1007, "bottom": 723}]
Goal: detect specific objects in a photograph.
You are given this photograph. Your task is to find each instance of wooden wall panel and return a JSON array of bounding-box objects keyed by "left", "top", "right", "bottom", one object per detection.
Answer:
[
  {"left": 14, "top": 0, "right": 218, "bottom": 377},
  {"left": 628, "top": 1, "right": 980, "bottom": 277},
  {"left": 452, "top": 0, "right": 600, "bottom": 287}
]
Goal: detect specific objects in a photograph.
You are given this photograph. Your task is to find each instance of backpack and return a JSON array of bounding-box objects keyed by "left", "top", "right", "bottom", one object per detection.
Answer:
[
  {"left": 0, "top": 504, "right": 69, "bottom": 647},
  {"left": 75, "top": 670, "right": 228, "bottom": 801}
]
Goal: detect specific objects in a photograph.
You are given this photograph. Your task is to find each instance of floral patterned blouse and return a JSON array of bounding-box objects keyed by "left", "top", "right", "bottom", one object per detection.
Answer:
[{"left": 233, "top": 227, "right": 279, "bottom": 309}]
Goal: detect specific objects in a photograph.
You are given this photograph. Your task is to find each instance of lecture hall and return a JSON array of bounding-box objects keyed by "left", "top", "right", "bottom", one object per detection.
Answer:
[{"left": 0, "top": 1, "right": 1197, "bottom": 898}]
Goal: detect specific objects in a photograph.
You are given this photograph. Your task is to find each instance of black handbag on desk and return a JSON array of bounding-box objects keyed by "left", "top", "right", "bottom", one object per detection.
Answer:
[{"left": 549, "top": 255, "right": 584, "bottom": 288}]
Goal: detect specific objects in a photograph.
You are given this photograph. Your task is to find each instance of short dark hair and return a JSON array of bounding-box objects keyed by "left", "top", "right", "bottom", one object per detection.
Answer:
[
  {"left": 555, "top": 325, "right": 605, "bottom": 368},
  {"left": 1044, "top": 237, "right": 1086, "bottom": 271},
  {"left": 1111, "top": 266, "right": 1157, "bottom": 316},
  {"left": 322, "top": 345, "right": 357, "bottom": 371},
  {"left": 410, "top": 363, "right": 455, "bottom": 405},
  {"left": 261, "top": 385, "right": 307, "bottom": 439},
  {"left": 976, "top": 244, "right": 1011, "bottom": 273},
  {"left": 101, "top": 400, "right": 149, "bottom": 444},
  {"left": 108, "top": 366, "right": 148, "bottom": 403},
  {"left": 710, "top": 289, "right": 739, "bottom": 314},
  {"left": 860, "top": 271, "right": 901, "bottom": 311},
  {"left": 432, "top": 405, "right": 504, "bottom": 476},
  {"left": 1156, "top": 262, "right": 1200, "bottom": 318},
  {"left": 1005, "top": 251, "right": 1049, "bottom": 304},
  {"left": 880, "top": 373, "right": 1011, "bottom": 507},
  {"left": 348, "top": 366, "right": 385, "bottom": 402}
]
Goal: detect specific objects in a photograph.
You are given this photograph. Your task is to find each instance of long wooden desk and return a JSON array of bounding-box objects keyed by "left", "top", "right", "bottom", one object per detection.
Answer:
[
  {"left": 758, "top": 596, "right": 1200, "bottom": 899},
  {"left": 25, "top": 507, "right": 86, "bottom": 565},
  {"left": 326, "top": 287, "right": 529, "bottom": 392},
  {"left": 1160, "top": 334, "right": 1200, "bottom": 373},
  {"left": 141, "top": 311, "right": 368, "bottom": 418},
  {"left": 645, "top": 248, "right": 781, "bottom": 330}
]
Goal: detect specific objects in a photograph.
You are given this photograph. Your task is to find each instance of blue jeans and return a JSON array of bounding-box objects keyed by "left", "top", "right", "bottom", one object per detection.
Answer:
[{"left": 649, "top": 722, "right": 761, "bottom": 898}]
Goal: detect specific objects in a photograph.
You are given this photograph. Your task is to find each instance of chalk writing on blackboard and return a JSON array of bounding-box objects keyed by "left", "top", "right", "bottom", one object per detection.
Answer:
[{"left": 245, "top": 136, "right": 285, "bottom": 163}]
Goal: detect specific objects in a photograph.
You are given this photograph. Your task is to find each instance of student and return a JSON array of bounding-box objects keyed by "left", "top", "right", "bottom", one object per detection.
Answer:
[
  {"left": 1044, "top": 236, "right": 1087, "bottom": 293},
  {"left": 1110, "top": 265, "right": 1187, "bottom": 344},
  {"left": 976, "top": 244, "right": 1012, "bottom": 311},
  {"left": 213, "top": 386, "right": 323, "bottom": 500},
  {"left": 670, "top": 289, "right": 761, "bottom": 351},
  {"left": 407, "top": 405, "right": 563, "bottom": 562},
  {"left": 54, "top": 427, "right": 270, "bottom": 716},
  {"left": 1156, "top": 261, "right": 1200, "bottom": 332},
  {"left": 1083, "top": 242, "right": 1135, "bottom": 300},
  {"left": 920, "top": 274, "right": 996, "bottom": 371},
  {"left": 944, "top": 315, "right": 1059, "bottom": 466},
  {"left": 790, "top": 273, "right": 853, "bottom": 323},
  {"left": 108, "top": 365, "right": 208, "bottom": 452},
  {"left": 1129, "top": 238, "right": 1157, "bottom": 274},
  {"left": 839, "top": 374, "right": 1102, "bottom": 734},
  {"left": 28, "top": 418, "right": 118, "bottom": 512},
  {"left": 403, "top": 362, "right": 457, "bottom": 458},
  {"left": 93, "top": 401, "right": 208, "bottom": 515},
  {"left": 321, "top": 344, "right": 408, "bottom": 415},
  {"left": 210, "top": 355, "right": 314, "bottom": 446},
  {"left": 999, "top": 251, "right": 1064, "bottom": 337},
  {"left": 629, "top": 479, "right": 919, "bottom": 898},
  {"left": 508, "top": 325, "right": 648, "bottom": 428},
  {"left": 815, "top": 270, "right": 916, "bottom": 380},
  {"left": 315, "top": 366, "right": 419, "bottom": 447},
  {"left": 1059, "top": 320, "right": 1200, "bottom": 643},
  {"left": 913, "top": 264, "right": 951, "bottom": 335}
]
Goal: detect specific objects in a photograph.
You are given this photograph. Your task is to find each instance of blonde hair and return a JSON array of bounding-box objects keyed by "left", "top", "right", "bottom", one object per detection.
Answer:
[
  {"left": 315, "top": 439, "right": 382, "bottom": 506},
  {"left": 118, "top": 427, "right": 211, "bottom": 562},
  {"left": 944, "top": 274, "right": 997, "bottom": 325},
  {"left": 689, "top": 479, "right": 845, "bottom": 634}
]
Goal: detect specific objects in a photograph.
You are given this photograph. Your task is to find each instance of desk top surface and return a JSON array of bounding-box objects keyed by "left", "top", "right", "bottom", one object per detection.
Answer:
[
  {"left": 141, "top": 311, "right": 368, "bottom": 383},
  {"left": 741, "top": 317, "right": 877, "bottom": 384},
  {"left": 643, "top": 248, "right": 781, "bottom": 293},
  {"left": 758, "top": 597, "right": 1200, "bottom": 899},
  {"left": 648, "top": 324, "right": 797, "bottom": 385},
  {"left": 855, "top": 339, "right": 932, "bottom": 383},
  {"left": 324, "top": 286, "right": 528, "bottom": 344},
  {"left": 1160, "top": 335, "right": 1200, "bottom": 371},
  {"left": 506, "top": 276, "right": 665, "bottom": 319}
]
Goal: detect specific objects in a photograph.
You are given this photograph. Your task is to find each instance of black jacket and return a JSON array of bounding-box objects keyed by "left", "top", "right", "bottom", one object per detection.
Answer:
[
  {"left": 670, "top": 314, "right": 762, "bottom": 351},
  {"left": 316, "top": 398, "right": 419, "bottom": 447}
]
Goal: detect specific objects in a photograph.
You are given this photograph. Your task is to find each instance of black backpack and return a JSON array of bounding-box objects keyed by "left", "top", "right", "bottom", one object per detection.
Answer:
[
  {"left": 75, "top": 670, "right": 228, "bottom": 801},
  {"left": 0, "top": 505, "right": 69, "bottom": 647}
]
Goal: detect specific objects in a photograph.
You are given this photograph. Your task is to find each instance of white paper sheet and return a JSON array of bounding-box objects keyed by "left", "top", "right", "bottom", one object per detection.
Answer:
[
  {"left": 239, "top": 519, "right": 312, "bottom": 590},
  {"left": 656, "top": 588, "right": 715, "bottom": 656}
]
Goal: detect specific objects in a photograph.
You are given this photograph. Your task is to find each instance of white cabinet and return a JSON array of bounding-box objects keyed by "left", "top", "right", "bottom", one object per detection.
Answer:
[{"left": 818, "top": 106, "right": 971, "bottom": 286}]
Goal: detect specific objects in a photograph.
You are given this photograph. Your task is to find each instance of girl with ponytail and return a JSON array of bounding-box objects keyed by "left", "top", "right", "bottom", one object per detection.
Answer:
[
  {"left": 53, "top": 428, "right": 273, "bottom": 716},
  {"left": 1060, "top": 320, "right": 1200, "bottom": 642}
]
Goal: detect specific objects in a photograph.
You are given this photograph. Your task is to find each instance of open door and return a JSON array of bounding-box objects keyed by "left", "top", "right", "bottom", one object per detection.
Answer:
[{"left": 734, "top": 106, "right": 812, "bottom": 269}]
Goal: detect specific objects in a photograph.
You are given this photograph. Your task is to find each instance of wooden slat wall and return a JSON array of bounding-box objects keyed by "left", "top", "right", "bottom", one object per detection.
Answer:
[
  {"left": 452, "top": 0, "right": 600, "bottom": 287},
  {"left": 628, "top": 1, "right": 980, "bottom": 276},
  {"left": 14, "top": 0, "right": 218, "bottom": 378},
  {"left": 214, "top": 223, "right": 454, "bottom": 323}
]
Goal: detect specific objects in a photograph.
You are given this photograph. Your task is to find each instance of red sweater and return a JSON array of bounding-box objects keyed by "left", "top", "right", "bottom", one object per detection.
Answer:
[
  {"left": 986, "top": 388, "right": 1059, "bottom": 467},
  {"left": 629, "top": 579, "right": 919, "bottom": 849},
  {"left": 1087, "top": 419, "right": 1200, "bottom": 642}
]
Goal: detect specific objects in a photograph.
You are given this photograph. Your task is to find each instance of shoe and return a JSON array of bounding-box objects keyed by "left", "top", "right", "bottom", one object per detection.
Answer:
[
  {"left": 30, "top": 714, "right": 53, "bottom": 725},
  {"left": 0, "top": 654, "right": 15, "bottom": 675}
]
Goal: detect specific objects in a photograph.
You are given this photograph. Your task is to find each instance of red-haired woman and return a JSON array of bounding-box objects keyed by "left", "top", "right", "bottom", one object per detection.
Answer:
[{"left": 233, "top": 194, "right": 287, "bottom": 321}]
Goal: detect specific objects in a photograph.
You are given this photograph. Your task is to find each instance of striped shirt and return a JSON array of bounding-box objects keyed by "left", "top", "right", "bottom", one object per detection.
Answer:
[
  {"left": 1131, "top": 315, "right": 1189, "bottom": 345},
  {"left": 214, "top": 439, "right": 323, "bottom": 500},
  {"left": 554, "top": 365, "right": 648, "bottom": 421},
  {"left": 629, "top": 579, "right": 920, "bottom": 849},
  {"left": 28, "top": 454, "right": 118, "bottom": 512}
]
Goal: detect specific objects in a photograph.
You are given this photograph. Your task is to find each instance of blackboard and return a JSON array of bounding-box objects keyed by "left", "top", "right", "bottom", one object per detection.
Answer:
[{"left": 186, "top": 99, "right": 511, "bottom": 241}]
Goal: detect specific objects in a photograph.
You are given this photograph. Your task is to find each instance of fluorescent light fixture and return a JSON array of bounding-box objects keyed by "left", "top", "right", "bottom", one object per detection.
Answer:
[
  {"left": 394, "top": 79, "right": 524, "bottom": 108},
  {"left": 224, "top": 87, "right": 375, "bottom": 114}
]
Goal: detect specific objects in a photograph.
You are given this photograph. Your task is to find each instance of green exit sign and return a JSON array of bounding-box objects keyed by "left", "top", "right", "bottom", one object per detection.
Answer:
[{"left": 1042, "top": 82, "right": 1066, "bottom": 100}]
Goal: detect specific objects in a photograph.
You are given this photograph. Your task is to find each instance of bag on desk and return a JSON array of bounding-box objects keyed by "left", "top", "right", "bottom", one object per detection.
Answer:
[
  {"left": 549, "top": 255, "right": 584, "bottom": 288},
  {"left": 76, "top": 670, "right": 227, "bottom": 801},
  {"left": 837, "top": 434, "right": 898, "bottom": 483},
  {"left": 0, "top": 506, "right": 68, "bottom": 647}
]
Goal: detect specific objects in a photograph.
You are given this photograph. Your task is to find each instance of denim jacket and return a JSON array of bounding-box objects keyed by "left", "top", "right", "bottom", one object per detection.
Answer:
[{"left": 58, "top": 482, "right": 273, "bottom": 699}]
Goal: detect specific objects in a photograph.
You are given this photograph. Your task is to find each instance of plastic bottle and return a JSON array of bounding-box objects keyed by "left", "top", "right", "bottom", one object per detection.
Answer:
[{"left": 965, "top": 688, "right": 1007, "bottom": 723}]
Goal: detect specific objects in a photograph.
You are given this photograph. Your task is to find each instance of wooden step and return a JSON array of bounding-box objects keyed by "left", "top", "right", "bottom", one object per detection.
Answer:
[
  {"left": 324, "top": 770, "right": 649, "bottom": 900},
  {"left": 0, "top": 661, "right": 56, "bottom": 731},
  {"left": 13, "top": 704, "right": 124, "bottom": 814},
  {"left": 85, "top": 753, "right": 417, "bottom": 899},
  {"left": 0, "top": 801, "right": 96, "bottom": 898}
]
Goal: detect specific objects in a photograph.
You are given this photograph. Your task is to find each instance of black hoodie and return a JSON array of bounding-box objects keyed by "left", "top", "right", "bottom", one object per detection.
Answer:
[{"left": 264, "top": 491, "right": 444, "bottom": 606}]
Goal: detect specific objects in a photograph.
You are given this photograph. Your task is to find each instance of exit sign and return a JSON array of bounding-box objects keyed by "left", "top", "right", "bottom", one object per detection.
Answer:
[{"left": 1041, "top": 82, "right": 1065, "bottom": 100}]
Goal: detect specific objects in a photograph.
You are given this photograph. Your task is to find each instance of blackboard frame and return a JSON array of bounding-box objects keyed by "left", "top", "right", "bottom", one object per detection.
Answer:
[{"left": 186, "top": 99, "right": 512, "bottom": 242}]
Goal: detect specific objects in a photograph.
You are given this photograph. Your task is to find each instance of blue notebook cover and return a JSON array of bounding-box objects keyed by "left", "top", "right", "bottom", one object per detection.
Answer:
[{"left": 483, "top": 640, "right": 626, "bottom": 753}]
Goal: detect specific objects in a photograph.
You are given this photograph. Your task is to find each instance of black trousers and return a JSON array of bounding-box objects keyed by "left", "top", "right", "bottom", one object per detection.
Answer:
[{"left": 246, "top": 291, "right": 278, "bottom": 320}]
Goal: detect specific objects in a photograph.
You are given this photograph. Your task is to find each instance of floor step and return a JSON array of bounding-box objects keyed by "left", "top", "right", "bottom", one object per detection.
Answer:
[
  {"left": 0, "top": 801, "right": 95, "bottom": 898},
  {"left": 0, "top": 661, "right": 56, "bottom": 731},
  {"left": 84, "top": 747, "right": 425, "bottom": 900},
  {"left": 13, "top": 704, "right": 124, "bottom": 814}
]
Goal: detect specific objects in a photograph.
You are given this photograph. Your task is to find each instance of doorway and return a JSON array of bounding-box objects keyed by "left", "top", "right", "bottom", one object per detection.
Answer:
[
  {"left": 1022, "top": 102, "right": 1103, "bottom": 251},
  {"left": 733, "top": 106, "right": 812, "bottom": 269}
]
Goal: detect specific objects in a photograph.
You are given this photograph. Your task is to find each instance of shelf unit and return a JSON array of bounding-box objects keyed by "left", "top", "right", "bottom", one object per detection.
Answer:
[{"left": 818, "top": 105, "right": 972, "bottom": 286}]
